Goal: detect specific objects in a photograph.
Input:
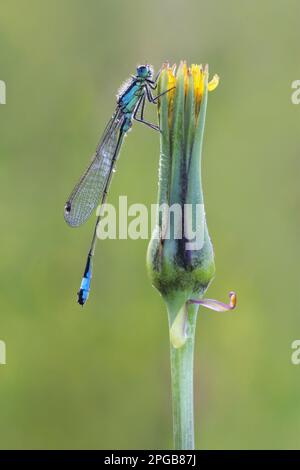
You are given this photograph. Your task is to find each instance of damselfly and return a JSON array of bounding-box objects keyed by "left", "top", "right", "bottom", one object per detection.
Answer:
[{"left": 64, "top": 64, "right": 171, "bottom": 306}]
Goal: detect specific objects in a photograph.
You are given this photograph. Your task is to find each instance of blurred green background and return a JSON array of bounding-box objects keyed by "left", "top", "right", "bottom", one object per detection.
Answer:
[{"left": 0, "top": 0, "right": 299, "bottom": 450}]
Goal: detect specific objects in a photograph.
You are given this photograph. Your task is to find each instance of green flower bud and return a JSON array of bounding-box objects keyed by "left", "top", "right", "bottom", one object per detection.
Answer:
[{"left": 147, "top": 62, "right": 221, "bottom": 346}]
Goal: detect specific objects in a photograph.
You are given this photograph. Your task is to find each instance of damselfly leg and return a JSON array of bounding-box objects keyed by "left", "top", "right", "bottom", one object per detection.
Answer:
[
  {"left": 133, "top": 81, "right": 176, "bottom": 132},
  {"left": 146, "top": 85, "right": 176, "bottom": 104},
  {"left": 133, "top": 95, "right": 160, "bottom": 132}
]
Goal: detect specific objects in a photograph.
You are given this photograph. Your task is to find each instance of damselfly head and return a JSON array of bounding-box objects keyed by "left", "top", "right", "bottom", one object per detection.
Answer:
[{"left": 136, "top": 64, "right": 153, "bottom": 79}]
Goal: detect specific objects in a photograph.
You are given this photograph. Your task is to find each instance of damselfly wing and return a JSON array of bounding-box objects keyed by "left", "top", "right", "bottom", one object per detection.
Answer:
[{"left": 64, "top": 109, "right": 124, "bottom": 227}]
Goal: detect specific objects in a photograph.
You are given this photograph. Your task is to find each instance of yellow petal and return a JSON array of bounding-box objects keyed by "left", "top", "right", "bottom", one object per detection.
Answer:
[{"left": 208, "top": 74, "right": 219, "bottom": 91}]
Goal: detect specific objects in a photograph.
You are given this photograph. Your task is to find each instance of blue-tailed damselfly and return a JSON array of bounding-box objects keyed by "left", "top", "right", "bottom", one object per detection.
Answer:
[{"left": 64, "top": 64, "right": 171, "bottom": 305}]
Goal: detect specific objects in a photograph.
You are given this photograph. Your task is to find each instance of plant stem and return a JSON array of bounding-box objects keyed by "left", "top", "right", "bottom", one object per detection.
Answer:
[{"left": 168, "top": 306, "right": 197, "bottom": 450}]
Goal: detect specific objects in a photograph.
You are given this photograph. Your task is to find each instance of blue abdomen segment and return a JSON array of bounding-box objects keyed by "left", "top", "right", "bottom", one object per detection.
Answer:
[
  {"left": 121, "top": 114, "right": 133, "bottom": 133},
  {"left": 77, "top": 253, "right": 92, "bottom": 306}
]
